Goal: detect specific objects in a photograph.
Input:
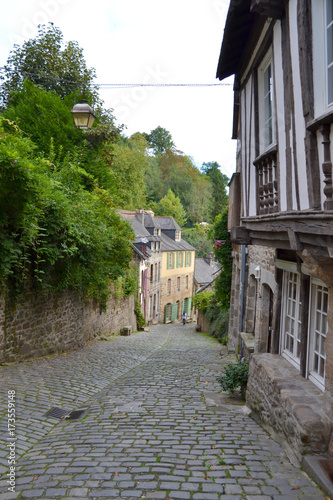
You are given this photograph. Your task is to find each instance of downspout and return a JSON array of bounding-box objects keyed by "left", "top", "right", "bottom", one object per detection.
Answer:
[{"left": 239, "top": 244, "right": 247, "bottom": 359}]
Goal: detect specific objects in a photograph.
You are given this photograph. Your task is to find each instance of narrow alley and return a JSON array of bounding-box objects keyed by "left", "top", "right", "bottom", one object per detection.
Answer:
[{"left": 0, "top": 325, "right": 327, "bottom": 499}]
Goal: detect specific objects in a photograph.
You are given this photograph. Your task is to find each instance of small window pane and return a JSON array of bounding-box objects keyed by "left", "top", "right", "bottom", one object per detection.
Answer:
[{"left": 327, "top": 0, "right": 333, "bottom": 24}]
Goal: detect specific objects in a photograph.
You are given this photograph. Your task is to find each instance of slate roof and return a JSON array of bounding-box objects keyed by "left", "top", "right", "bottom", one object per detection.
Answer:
[
  {"left": 194, "top": 258, "right": 221, "bottom": 286},
  {"left": 160, "top": 232, "right": 196, "bottom": 252},
  {"left": 153, "top": 216, "right": 181, "bottom": 231},
  {"left": 119, "top": 211, "right": 157, "bottom": 241}
]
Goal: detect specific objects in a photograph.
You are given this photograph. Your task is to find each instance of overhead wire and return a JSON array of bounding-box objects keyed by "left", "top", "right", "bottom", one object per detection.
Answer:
[{"left": 0, "top": 67, "right": 232, "bottom": 88}]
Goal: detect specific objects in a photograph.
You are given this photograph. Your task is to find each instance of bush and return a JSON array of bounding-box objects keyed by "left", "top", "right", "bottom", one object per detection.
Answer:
[
  {"left": 217, "top": 360, "right": 249, "bottom": 399},
  {"left": 0, "top": 118, "right": 134, "bottom": 306},
  {"left": 135, "top": 302, "right": 146, "bottom": 329}
]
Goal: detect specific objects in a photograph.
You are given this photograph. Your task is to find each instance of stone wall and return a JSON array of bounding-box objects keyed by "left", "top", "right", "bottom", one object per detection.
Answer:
[
  {"left": 247, "top": 353, "right": 333, "bottom": 459},
  {"left": 196, "top": 310, "right": 210, "bottom": 334},
  {"left": 160, "top": 272, "right": 194, "bottom": 322},
  {"left": 0, "top": 289, "right": 136, "bottom": 363}
]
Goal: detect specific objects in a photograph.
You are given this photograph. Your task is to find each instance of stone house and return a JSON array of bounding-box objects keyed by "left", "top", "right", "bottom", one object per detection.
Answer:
[
  {"left": 119, "top": 210, "right": 162, "bottom": 324},
  {"left": 217, "top": 0, "right": 333, "bottom": 462},
  {"left": 142, "top": 213, "right": 196, "bottom": 323}
]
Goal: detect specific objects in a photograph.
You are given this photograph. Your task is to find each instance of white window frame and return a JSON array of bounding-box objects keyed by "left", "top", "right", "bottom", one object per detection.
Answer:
[
  {"left": 307, "top": 280, "right": 328, "bottom": 391},
  {"left": 278, "top": 260, "right": 328, "bottom": 391},
  {"left": 312, "top": 0, "right": 333, "bottom": 114},
  {"left": 326, "top": 0, "right": 333, "bottom": 105},
  {"left": 280, "top": 270, "right": 302, "bottom": 369},
  {"left": 258, "top": 49, "right": 275, "bottom": 153}
]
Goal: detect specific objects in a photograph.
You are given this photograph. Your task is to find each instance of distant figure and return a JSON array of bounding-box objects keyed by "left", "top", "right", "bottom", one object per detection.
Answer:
[{"left": 182, "top": 311, "right": 187, "bottom": 325}]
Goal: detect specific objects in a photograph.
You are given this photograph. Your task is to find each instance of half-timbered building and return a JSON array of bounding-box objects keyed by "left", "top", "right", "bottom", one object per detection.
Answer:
[{"left": 217, "top": 0, "right": 333, "bottom": 461}]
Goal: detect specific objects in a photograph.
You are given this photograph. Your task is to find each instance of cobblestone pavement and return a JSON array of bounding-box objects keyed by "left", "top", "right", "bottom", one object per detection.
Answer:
[{"left": 0, "top": 324, "right": 328, "bottom": 499}]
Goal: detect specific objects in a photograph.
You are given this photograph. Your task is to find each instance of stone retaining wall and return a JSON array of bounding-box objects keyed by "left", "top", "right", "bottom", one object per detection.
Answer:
[
  {"left": 246, "top": 353, "right": 333, "bottom": 458},
  {"left": 196, "top": 310, "right": 210, "bottom": 334},
  {"left": 0, "top": 289, "right": 136, "bottom": 363}
]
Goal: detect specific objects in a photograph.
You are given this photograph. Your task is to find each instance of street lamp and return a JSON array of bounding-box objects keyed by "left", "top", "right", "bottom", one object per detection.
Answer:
[{"left": 70, "top": 99, "right": 96, "bottom": 129}]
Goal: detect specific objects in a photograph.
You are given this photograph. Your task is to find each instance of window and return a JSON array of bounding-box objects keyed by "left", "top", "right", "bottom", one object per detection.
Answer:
[
  {"left": 177, "top": 277, "right": 180, "bottom": 291},
  {"left": 167, "top": 252, "right": 175, "bottom": 269},
  {"left": 154, "top": 228, "right": 161, "bottom": 236},
  {"left": 151, "top": 242, "right": 155, "bottom": 251},
  {"left": 281, "top": 271, "right": 301, "bottom": 367},
  {"left": 258, "top": 51, "right": 275, "bottom": 152},
  {"left": 185, "top": 251, "right": 192, "bottom": 267},
  {"left": 308, "top": 283, "right": 328, "bottom": 389},
  {"left": 185, "top": 275, "right": 189, "bottom": 290},
  {"left": 279, "top": 263, "right": 329, "bottom": 391},
  {"left": 175, "top": 230, "right": 181, "bottom": 241},
  {"left": 167, "top": 278, "right": 171, "bottom": 295},
  {"left": 154, "top": 263, "right": 157, "bottom": 282},
  {"left": 327, "top": 0, "right": 333, "bottom": 104},
  {"left": 150, "top": 264, "right": 154, "bottom": 283},
  {"left": 176, "top": 252, "right": 183, "bottom": 268}
]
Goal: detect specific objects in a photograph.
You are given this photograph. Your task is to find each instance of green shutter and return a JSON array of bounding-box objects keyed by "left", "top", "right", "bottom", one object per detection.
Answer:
[
  {"left": 186, "top": 297, "right": 192, "bottom": 316},
  {"left": 164, "top": 303, "right": 171, "bottom": 323},
  {"left": 171, "top": 302, "right": 178, "bottom": 321}
]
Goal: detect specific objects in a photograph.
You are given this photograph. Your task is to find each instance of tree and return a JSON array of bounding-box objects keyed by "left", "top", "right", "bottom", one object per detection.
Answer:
[
  {"left": 0, "top": 23, "right": 96, "bottom": 107},
  {"left": 152, "top": 189, "right": 187, "bottom": 227},
  {"left": 3, "top": 80, "right": 82, "bottom": 155},
  {"left": 0, "top": 118, "right": 133, "bottom": 307},
  {"left": 3, "top": 81, "right": 122, "bottom": 192},
  {"left": 158, "top": 149, "right": 212, "bottom": 225},
  {"left": 210, "top": 209, "right": 232, "bottom": 310},
  {"left": 110, "top": 133, "right": 148, "bottom": 209},
  {"left": 182, "top": 224, "right": 213, "bottom": 258},
  {"left": 143, "top": 126, "right": 174, "bottom": 154},
  {"left": 202, "top": 162, "right": 229, "bottom": 220}
]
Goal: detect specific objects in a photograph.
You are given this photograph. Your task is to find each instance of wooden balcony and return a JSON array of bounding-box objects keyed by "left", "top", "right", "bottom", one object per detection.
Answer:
[{"left": 253, "top": 146, "right": 279, "bottom": 215}]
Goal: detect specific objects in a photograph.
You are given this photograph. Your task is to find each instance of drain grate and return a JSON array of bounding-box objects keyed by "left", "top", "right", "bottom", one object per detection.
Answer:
[
  {"left": 44, "top": 406, "right": 88, "bottom": 421},
  {"left": 44, "top": 407, "right": 71, "bottom": 419},
  {"left": 66, "top": 408, "right": 88, "bottom": 420},
  {"left": 320, "top": 459, "right": 333, "bottom": 482}
]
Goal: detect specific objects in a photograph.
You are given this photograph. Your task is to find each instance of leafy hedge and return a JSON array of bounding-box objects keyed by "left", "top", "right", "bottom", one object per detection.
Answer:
[{"left": 0, "top": 118, "right": 134, "bottom": 307}]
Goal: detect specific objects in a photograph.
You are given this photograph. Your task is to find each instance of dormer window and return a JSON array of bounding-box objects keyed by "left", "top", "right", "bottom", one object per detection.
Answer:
[
  {"left": 154, "top": 228, "right": 161, "bottom": 236},
  {"left": 175, "top": 230, "right": 181, "bottom": 241}
]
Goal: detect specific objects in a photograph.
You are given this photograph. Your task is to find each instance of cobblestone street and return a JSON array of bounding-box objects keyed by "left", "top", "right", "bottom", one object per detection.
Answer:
[{"left": 0, "top": 325, "right": 328, "bottom": 499}]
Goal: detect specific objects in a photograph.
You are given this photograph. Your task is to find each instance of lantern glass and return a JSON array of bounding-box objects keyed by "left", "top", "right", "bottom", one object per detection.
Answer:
[{"left": 71, "top": 100, "right": 96, "bottom": 129}]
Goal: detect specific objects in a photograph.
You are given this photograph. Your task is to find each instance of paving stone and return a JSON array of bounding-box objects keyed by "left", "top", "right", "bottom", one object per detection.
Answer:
[
  {"left": 69, "top": 487, "right": 89, "bottom": 496},
  {"left": 20, "top": 490, "right": 45, "bottom": 498},
  {"left": 0, "top": 325, "right": 327, "bottom": 500}
]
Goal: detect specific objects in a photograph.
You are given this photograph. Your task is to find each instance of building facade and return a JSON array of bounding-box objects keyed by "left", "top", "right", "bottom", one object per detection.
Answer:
[
  {"left": 143, "top": 213, "right": 196, "bottom": 323},
  {"left": 119, "top": 210, "right": 162, "bottom": 325},
  {"left": 217, "top": 0, "right": 333, "bottom": 459},
  {"left": 120, "top": 210, "right": 196, "bottom": 325}
]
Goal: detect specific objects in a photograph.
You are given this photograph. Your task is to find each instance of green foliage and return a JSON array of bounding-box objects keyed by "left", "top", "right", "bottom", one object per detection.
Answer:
[
  {"left": 143, "top": 126, "right": 174, "bottom": 154},
  {"left": 217, "top": 360, "right": 249, "bottom": 398},
  {"left": 3, "top": 80, "right": 82, "bottom": 156},
  {"left": 210, "top": 209, "right": 232, "bottom": 309},
  {"left": 157, "top": 149, "right": 212, "bottom": 226},
  {"left": 182, "top": 224, "right": 213, "bottom": 257},
  {"left": 0, "top": 23, "right": 96, "bottom": 106},
  {"left": 110, "top": 134, "right": 148, "bottom": 209},
  {"left": 0, "top": 118, "right": 134, "bottom": 306},
  {"left": 135, "top": 302, "right": 146, "bottom": 329},
  {"left": 151, "top": 189, "right": 187, "bottom": 227},
  {"left": 205, "top": 305, "right": 229, "bottom": 341},
  {"left": 202, "top": 162, "right": 229, "bottom": 219},
  {"left": 194, "top": 290, "right": 229, "bottom": 342},
  {"left": 192, "top": 291, "right": 213, "bottom": 313}
]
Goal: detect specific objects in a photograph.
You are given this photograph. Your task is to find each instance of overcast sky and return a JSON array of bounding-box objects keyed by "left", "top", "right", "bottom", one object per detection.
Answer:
[{"left": 0, "top": 0, "right": 236, "bottom": 177}]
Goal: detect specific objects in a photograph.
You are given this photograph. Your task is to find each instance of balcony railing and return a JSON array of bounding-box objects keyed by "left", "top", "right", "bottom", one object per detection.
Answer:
[{"left": 254, "top": 147, "right": 279, "bottom": 215}]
